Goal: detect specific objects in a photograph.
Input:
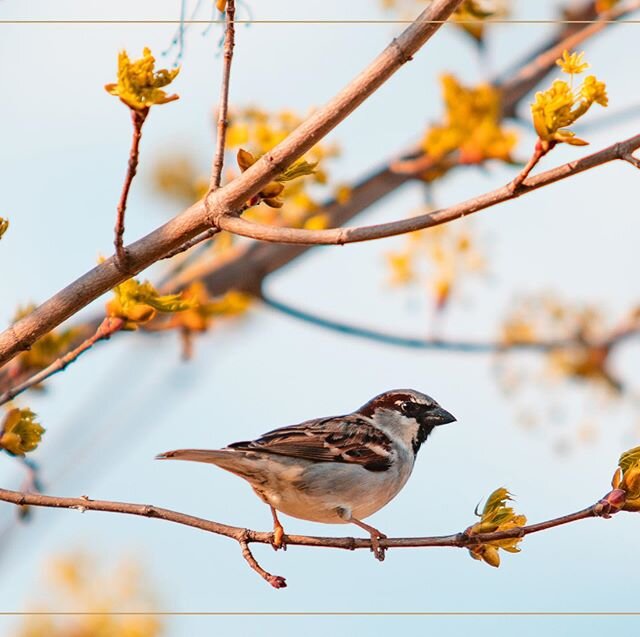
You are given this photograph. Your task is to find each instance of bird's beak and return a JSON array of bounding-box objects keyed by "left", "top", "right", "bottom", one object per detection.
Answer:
[{"left": 431, "top": 406, "right": 456, "bottom": 426}]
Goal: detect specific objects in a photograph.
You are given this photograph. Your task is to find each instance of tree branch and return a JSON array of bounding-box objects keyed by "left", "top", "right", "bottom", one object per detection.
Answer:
[
  {"left": 209, "top": 0, "right": 236, "bottom": 192},
  {"left": 0, "top": 317, "right": 124, "bottom": 406},
  {"left": 0, "top": 0, "right": 464, "bottom": 368},
  {"left": 260, "top": 292, "right": 640, "bottom": 353},
  {"left": 0, "top": 486, "right": 626, "bottom": 587},
  {"left": 213, "top": 134, "right": 640, "bottom": 245},
  {"left": 114, "top": 109, "right": 148, "bottom": 269},
  {"left": 180, "top": 0, "right": 640, "bottom": 296}
]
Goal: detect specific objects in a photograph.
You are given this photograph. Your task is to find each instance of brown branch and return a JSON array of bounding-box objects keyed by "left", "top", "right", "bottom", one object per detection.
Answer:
[
  {"left": 181, "top": 0, "right": 640, "bottom": 297},
  {"left": 115, "top": 109, "right": 148, "bottom": 269},
  {"left": 0, "top": 0, "right": 464, "bottom": 368},
  {"left": 0, "top": 486, "right": 626, "bottom": 587},
  {"left": 509, "top": 140, "right": 550, "bottom": 192},
  {"left": 0, "top": 317, "right": 124, "bottom": 406},
  {"left": 261, "top": 292, "right": 640, "bottom": 354},
  {"left": 239, "top": 535, "right": 287, "bottom": 589},
  {"left": 213, "top": 133, "right": 640, "bottom": 245},
  {"left": 209, "top": 0, "right": 236, "bottom": 191}
]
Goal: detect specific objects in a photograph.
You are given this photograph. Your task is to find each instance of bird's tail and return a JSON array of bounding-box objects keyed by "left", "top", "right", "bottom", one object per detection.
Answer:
[{"left": 155, "top": 449, "right": 231, "bottom": 465}]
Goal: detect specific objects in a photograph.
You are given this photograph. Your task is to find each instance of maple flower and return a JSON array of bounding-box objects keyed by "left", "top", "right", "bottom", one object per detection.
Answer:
[
  {"left": 0, "top": 408, "right": 45, "bottom": 456},
  {"left": 611, "top": 446, "right": 640, "bottom": 511},
  {"left": 105, "top": 47, "right": 180, "bottom": 111},
  {"left": 0, "top": 217, "right": 8, "bottom": 239},
  {"left": 530, "top": 51, "right": 608, "bottom": 150},
  {"left": 466, "top": 487, "right": 527, "bottom": 567},
  {"left": 106, "top": 278, "right": 195, "bottom": 329}
]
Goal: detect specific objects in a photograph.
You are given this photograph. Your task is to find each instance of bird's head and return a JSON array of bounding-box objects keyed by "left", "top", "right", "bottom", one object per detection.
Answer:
[{"left": 358, "top": 388, "right": 456, "bottom": 454}]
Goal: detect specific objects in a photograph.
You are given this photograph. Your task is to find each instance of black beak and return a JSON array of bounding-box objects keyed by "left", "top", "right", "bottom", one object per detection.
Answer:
[{"left": 430, "top": 406, "right": 456, "bottom": 426}]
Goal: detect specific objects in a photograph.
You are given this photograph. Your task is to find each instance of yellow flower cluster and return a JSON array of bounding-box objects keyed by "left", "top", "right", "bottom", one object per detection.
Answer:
[
  {"left": 0, "top": 408, "right": 45, "bottom": 456},
  {"left": 467, "top": 487, "right": 527, "bottom": 567},
  {"left": 106, "top": 278, "right": 195, "bottom": 330},
  {"left": 387, "top": 222, "right": 485, "bottom": 310},
  {"left": 612, "top": 446, "right": 640, "bottom": 511},
  {"left": 422, "top": 75, "right": 517, "bottom": 177},
  {"left": 531, "top": 50, "right": 608, "bottom": 150},
  {"left": 18, "top": 552, "right": 161, "bottom": 637},
  {"left": 0, "top": 217, "right": 8, "bottom": 239},
  {"left": 105, "top": 47, "right": 180, "bottom": 112}
]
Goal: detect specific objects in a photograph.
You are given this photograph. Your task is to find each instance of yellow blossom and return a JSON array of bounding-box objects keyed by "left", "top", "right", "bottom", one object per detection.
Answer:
[
  {"left": 531, "top": 51, "right": 607, "bottom": 149},
  {"left": 106, "top": 278, "right": 195, "bottom": 329},
  {"left": 611, "top": 446, "right": 640, "bottom": 511},
  {"left": 422, "top": 75, "right": 517, "bottom": 171},
  {"left": 0, "top": 217, "right": 8, "bottom": 239},
  {"left": 0, "top": 408, "right": 45, "bottom": 456},
  {"left": 105, "top": 47, "right": 180, "bottom": 111},
  {"left": 467, "top": 487, "right": 527, "bottom": 567},
  {"left": 556, "top": 50, "right": 589, "bottom": 75}
]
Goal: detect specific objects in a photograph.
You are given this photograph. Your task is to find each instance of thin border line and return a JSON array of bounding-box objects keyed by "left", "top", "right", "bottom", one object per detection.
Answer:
[
  {"left": 1, "top": 19, "right": 640, "bottom": 25},
  {"left": 0, "top": 611, "right": 640, "bottom": 617}
]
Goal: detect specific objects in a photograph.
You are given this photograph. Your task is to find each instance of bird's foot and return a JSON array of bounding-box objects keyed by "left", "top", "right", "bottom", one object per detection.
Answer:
[
  {"left": 271, "top": 521, "right": 287, "bottom": 551},
  {"left": 369, "top": 530, "right": 387, "bottom": 562}
]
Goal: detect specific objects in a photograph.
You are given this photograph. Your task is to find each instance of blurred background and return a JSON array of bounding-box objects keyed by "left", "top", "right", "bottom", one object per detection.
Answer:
[{"left": 0, "top": 0, "right": 639, "bottom": 634}]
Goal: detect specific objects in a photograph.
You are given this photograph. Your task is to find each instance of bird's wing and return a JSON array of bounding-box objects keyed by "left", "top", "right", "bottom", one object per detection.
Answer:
[{"left": 227, "top": 415, "right": 393, "bottom": 472}]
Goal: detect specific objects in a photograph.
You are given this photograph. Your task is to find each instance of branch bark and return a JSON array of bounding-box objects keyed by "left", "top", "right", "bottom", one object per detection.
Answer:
[
  {"left": 0, "top": 486, "right": 625, "bottom": 587},
  {"left": 0, "top": 0, "right": 464, "bottom": 368},
  {"left": 213, "top": 134, "right": 640, "bottom": 245}
]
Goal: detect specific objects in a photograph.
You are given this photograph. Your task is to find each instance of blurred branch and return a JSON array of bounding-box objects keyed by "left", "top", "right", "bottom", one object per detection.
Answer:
[
  {"left": 0, "top": 485, "right": 627, "bottom": 588},
  {"left": 213, "top": 133, "right": 640, "bottom": 245},
  {"left": 261, "top": 292, "right": 640, "bottom": 353},
  {"left": 0, "top": 0, "right": 464, "bottom": 368},
  {"left": 0, "top": 318, "right": 125, "bottom": 406}
]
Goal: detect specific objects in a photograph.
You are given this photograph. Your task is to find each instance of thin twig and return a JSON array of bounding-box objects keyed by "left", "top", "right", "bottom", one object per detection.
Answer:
[
  {"left": 261, "top": 293, "right": 640, "bottom": 354},
  {"left": 239, "top": 535, "right": 287, "bottom": 589},
  {"left": 0, "top": 486, "right": 627, "bottom": 586},
  {"left": 213, "top": 133, "right": 640, "bottom": 245},
  {"left": 0, "top": 317, "right": 124, "bottom": 406},
  {"left": 0, "top": 0, "right": 466, "bottom": 368},
  {"left": 161, "top": 227, "right": 222, "bottom": 261},
  {"left": 510, "top": 141, "right": 550, "bottom": 192},
  {"left": 209, "top": 0, "right": 236, "bottom": 192},
  {"left": 115, "top": 109, "right": 148, "bottom": 269}
]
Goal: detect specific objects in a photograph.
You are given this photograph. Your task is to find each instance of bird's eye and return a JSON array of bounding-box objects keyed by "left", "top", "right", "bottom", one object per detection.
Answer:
[{"left": 400, "top": 401, "right": 414, "bottom": 415}]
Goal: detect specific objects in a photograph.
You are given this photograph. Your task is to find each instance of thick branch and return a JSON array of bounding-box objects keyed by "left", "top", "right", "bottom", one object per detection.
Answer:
[
  {"left": 214, "top": 134, "right": 640, "bottom": 245},
  {"left": 0, "top": 0, "right": 463, "bottom": 368}
]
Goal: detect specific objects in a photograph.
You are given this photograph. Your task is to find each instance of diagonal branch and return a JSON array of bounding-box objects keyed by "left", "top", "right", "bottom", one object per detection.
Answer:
[
  {"left": 0, "top": 486, "right": 627, "bottom": 587},
  {"left": 0, "top": 317, "right": 125, "bottom": 406},
  {"left": 214, "top": 134, "right": 640, "bottom": 245},
  {"left": 0, "top": 0, "right": 464, "bottom": 368}
]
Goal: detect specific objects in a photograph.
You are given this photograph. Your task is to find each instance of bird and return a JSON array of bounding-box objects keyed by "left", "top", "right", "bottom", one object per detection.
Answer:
[{"left": 156, "top": 388, "right": 455, "bottom": 560}]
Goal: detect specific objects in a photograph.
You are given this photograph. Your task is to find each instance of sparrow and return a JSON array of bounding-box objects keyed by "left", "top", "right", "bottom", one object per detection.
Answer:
[{"left": 156, "top": 388, "right": 455, "bottom": 560}]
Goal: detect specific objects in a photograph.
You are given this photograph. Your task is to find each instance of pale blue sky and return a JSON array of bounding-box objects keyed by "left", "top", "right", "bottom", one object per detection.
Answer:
[{"left": 0, "top": 1, "right": 639, "bottom": 634}]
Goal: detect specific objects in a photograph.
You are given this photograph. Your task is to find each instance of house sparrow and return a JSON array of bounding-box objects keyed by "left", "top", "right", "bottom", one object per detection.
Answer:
[{"left": 157, "top": 389, "right": 455, "bottom": 560}]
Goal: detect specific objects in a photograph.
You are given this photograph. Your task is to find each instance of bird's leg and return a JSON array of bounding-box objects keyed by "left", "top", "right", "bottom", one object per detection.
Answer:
[
  {"left": 336, "top": 507, "right": 387, "bottom": 562},
  {"left": 270, "top": 506, "right": 287, "bottom": 551},
  {"left": 350, "top": 518, "right": 388, "bottom": 562}
]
